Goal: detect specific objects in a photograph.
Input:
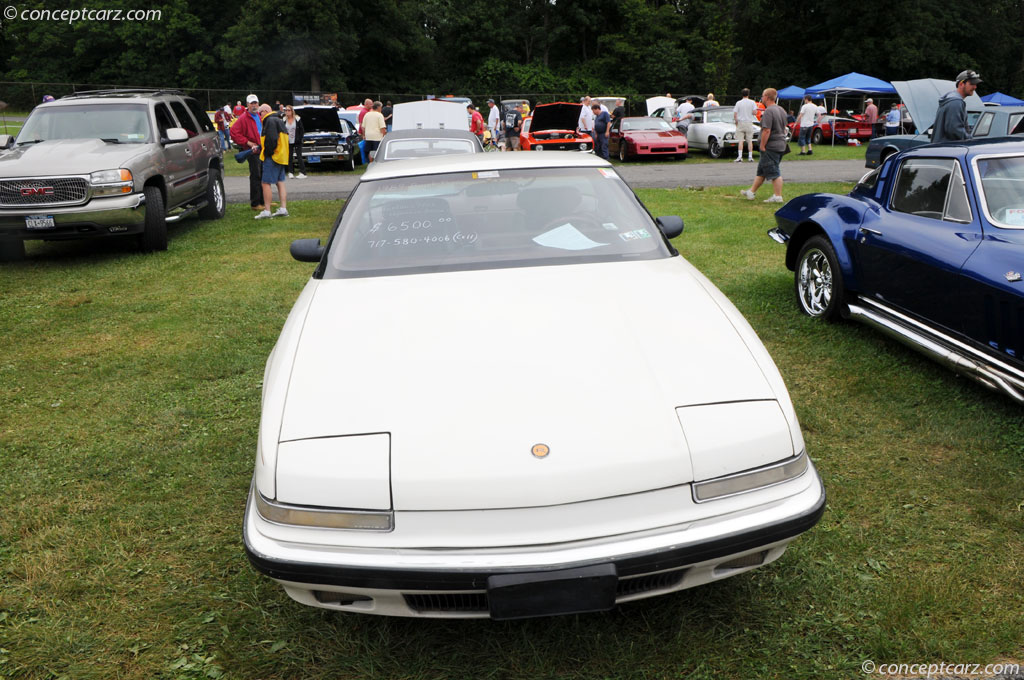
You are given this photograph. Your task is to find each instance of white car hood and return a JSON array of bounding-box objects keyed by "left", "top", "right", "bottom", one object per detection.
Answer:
[{"left": 278, "top": 257, "right": 778, "bottom": 510}]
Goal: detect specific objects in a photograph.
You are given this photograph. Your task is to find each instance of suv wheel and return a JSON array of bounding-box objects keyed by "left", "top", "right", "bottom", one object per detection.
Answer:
[
  {"left": 0, "top": 238, "right": 26, "bottom": 262},
  {"left": 199, "top": 168, "right": 226, "bottom": 220},
  {"left": 138, "top": 185, "right": 168, "bottom": 252}
]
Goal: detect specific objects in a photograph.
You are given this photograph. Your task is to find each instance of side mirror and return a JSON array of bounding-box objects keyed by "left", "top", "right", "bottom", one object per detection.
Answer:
[
  {"left": 0, "top": 134, "right": 13, "bottom": 149},
  {"left": 290, "top": 238, "right": 325, "bottom": 263},
  {"left": 655, "top": 216, "right": 684, "bottom": 239},
  {"left": 164, "top": 128, "right": 188, "bottom": 143}
]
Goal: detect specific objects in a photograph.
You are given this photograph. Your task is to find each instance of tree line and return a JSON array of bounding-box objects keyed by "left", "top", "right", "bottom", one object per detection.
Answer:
[{"left": 1, "top": 0, "right": 1022, "bottom": 106}]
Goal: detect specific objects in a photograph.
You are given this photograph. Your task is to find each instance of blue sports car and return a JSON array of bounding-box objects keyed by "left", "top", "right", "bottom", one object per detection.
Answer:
[{"left": 769, "top": 137, "right": 1024, "bottom": 404}]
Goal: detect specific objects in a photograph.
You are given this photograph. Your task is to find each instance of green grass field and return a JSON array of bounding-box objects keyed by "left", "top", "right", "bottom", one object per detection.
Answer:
[{"left": 1, "top": 187, "right": 1021, "bottom": 679}]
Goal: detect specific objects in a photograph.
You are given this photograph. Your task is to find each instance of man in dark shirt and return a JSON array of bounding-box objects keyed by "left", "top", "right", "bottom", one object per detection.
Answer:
[
  {"left": 932, "top": 70, "right": 981, "bottom": 144},
  {"left": 591, "top": 104, "right": 610, "bottom": 159},
  {"left": 503, "top": 105, "right": 523, "bottom": 151},
  {"left": 611, "top": 99, "right": 625, "bottom": 125},
  {"left": 741, "top": 88, "right": 788, "bottom": 203}
]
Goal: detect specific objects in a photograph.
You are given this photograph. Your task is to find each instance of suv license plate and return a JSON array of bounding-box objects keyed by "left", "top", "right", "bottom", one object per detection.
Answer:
[
  {"left": 26, "top": 215, "right": 55, "bottom": 229},
  {"left": 307, "top": 155, "right": 321, "bottom": 163}
]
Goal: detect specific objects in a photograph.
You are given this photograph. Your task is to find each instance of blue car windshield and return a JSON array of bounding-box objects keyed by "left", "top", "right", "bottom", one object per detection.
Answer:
[
  {"left": 324, "top": 167, "right": 672, "bottom": 278},
  {"left": 975, "top": 155, "right": 1024, "bottom": 228}
]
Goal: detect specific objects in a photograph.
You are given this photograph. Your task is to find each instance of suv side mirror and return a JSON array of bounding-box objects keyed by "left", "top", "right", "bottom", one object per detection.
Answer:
[
  {"left": 290, "top": 238, "right": 325, "bottom": 263},
  {"left": 0, "top": 134, "right": 13, "bottom": 149},
  {"left": 164, "top": 128, "right": 188, "bottom": 143},
  {"left": 655, "top": 216, "right": 684, "bottom": 239}
]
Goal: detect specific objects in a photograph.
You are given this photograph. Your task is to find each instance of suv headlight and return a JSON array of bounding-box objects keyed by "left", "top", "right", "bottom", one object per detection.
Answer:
[{"left": 90, "top": 169, "right": 134, "bottom": 196}]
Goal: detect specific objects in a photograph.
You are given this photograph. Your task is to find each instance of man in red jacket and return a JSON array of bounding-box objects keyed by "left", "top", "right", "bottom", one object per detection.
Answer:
[{"left": 230, "top": 94, "right": 264, "bottom": 210}]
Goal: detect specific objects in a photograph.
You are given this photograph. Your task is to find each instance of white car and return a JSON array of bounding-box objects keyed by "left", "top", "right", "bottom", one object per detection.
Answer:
[
  {"left": 653, "top": 105, "right": 761, "bottom": 158},
  {"left": 243, "top": 152, "right": 825, "bottom": 619}
]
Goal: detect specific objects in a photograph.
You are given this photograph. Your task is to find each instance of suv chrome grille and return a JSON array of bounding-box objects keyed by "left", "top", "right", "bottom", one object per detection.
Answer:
[{"left": 0, "top": 177, "right": 89, "bottom": 207}]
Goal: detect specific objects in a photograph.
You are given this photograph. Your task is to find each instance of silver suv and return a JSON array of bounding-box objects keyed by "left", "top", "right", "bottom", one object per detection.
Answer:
[{"left": 0, "top": 89, "right": 225, "bottom": 260}]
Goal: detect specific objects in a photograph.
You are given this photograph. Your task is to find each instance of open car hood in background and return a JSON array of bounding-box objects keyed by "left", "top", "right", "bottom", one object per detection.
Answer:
[
  {"left": 530, "top": 103, "right": 584, "bottom": 133},
  {"left": 295, "top": 107, "right": 342, "bottom": 133},
  {"left": 892, "top": 79, "right": 985, "bottom": 134}
]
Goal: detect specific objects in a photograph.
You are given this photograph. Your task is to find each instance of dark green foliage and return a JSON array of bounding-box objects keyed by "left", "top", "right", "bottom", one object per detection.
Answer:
[{"left": 0, "top": 0, "right": 1022, "bottom": 104}]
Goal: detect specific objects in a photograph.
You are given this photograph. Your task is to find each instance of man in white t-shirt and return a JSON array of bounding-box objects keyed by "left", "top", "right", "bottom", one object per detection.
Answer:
[
  {"left": 486, "top": 99, "right": 501, "bottom": 143},
  {"left": 577, "top": 96, "right": 595, "bottom": 136},
  {"left": 732, "top": 88, "right": 758, "bottom": 162},
  {"left": 797, "top": 95, "right": 821, "bottom": 155}
]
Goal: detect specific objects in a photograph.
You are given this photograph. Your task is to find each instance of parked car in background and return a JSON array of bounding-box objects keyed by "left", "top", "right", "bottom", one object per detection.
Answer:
[
  {"left": 608, "top": 116, "right": 687, "bottom": 161},
  {"left": 769, "top": 138, "right": 1024, "bottom": 404},
  {"left": 245, "top": 151, "right": 824, "bottom": 619},
  {"left": 0, "top": 88, "right": 224, "bottom": 260},
  {"left": 864, "top": 79, "right": 987, "bottom": 168},
  {"left": 295, "top": 105, "right": 362, "bottom": 171},
  {"left": 501, "top": 99, "right": 530, "bottom": 116},
  {"left": 791, "top": 115, "right": 874, "bottom": 146},
  {"left": 375, "top": 129, "right": 482, "bottom": 162},
  {"left": 651, "top": 105, "right": 757, "bottom": 159},
  {"left": 520, "top": 102, "right": 593, "bottom": 152}
]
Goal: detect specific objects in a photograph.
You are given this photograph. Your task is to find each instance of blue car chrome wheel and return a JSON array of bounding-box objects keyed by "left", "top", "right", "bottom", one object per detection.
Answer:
[{"left": 796, "top": 236, "right": 844, "bottom": 320}]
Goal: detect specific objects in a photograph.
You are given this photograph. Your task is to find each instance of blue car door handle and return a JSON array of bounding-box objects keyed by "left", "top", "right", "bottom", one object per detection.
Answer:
[{"left": 859, "top": 226, "right": 882, "bottom": 236}]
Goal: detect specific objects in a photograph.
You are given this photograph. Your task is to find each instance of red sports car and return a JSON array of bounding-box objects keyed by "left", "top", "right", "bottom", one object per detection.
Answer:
[
  {"left": 608, "top": 117, "right": 688, "bottom": 161},
  {"left": 520, "top": 102, "right": 593, "bottom": 152},
  {"left": 791, "top": 115, "right": 874, "bottom": 145}
]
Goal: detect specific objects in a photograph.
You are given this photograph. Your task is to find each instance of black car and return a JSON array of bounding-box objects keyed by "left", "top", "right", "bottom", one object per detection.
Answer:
[{"left": 294, "top": 106, "right": 362, "bottom": 171}]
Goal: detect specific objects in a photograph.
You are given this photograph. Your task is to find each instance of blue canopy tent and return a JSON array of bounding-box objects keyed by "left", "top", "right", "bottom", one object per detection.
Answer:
[
  {"left": 805, "top": 72, "right": 897, "bottom": 144},
  {"left": 777, "top": 85, "right": 808, "bottom": 100},
  {"left": 981, "top": 91, "right": 1024, "bottom": 106}
]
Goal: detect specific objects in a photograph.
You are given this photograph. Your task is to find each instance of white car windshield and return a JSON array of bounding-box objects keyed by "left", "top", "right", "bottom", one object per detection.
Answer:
[
  {"left": 17, "top": 104, "right": 153, "bottom": 144},
  {"left": 703, "top": 109, "right": 733, "bottom": 124},
  {"left": 382, "top": 138, "right": 477, "bottom": 160},
  {"left": 325, "top": 167, "right": 673, "bottom": 277}
]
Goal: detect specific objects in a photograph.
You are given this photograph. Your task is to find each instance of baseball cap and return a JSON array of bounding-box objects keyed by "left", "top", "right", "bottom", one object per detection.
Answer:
[
  {"left": 956, "top": 70, "right": 982, "bottom": 85},
  {"left": 246, "top": 94, "right": 259, "bottom": 104},
  {"left": 487, "top": 98, "right": 494, "bottom": 104}
]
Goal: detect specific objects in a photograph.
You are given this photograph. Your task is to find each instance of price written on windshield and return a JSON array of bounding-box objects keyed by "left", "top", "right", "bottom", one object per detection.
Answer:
[{"left": 369, "top": 217, "right": 453, "bottom": 234}]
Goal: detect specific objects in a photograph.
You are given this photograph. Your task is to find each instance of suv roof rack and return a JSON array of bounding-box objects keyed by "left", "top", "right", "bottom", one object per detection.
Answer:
[{"left": 61, "top": 88, "right": 187, "bottom": 100}]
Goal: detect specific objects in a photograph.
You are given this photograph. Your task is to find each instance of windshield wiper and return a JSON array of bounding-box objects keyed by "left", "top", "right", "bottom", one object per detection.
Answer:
[
  {"left": 100, "top": 138, "right": 121, "bottom": 144},
  {"left": 16, "top": 139, "right": 45, "bottom": 145}
]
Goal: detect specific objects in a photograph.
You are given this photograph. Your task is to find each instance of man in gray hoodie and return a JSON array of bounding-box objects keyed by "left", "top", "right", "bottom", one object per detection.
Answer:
[{"left": 931, "top": 70, "right": 981, "bottom": 144}]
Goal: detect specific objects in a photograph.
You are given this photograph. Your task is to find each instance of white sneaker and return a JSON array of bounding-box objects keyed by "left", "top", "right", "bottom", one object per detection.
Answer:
[
  {"left": 747, "top": 156, "right": 755, "bottom": 162},
  {"left": 296, "top": 173, "right": 306, "bottom": 179},
  {"left": 763, "top": 195, "right": 784, "bottom": 203},
  {"left": 288, "top": 172, "right": 294, "bottom": 179},
  {"left": 254, "top": 209, "right": 271, "bottom": 219},
  {"left": 740, "top": 189, "right": 756, "bottom": 200},
  {"left": 272, "top": 207, "right": 289, "bottom": 217},
  {"left": 733, "top": 156, "right": 743, "bottom": 163}
]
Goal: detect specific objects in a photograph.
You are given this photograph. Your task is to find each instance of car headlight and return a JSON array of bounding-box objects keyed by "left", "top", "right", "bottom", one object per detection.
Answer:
[
  {"left": 725, "top": 132, "right": 735, "bottom": 140},
  {"left": 254, "top": 492, "right": 393, "bottom": 530},
  {"left": 692, "top": 451, "right": 808, "bottom": 502},
  {"left": 534, "top": 145, "right": 543, "bottom": 150},
  {"left": 579, "top": 143, "right": 589, "bottom": 150},
  {"left": 90, "top": 169, "right": 134, "bottom": 196},
  {"left": 336, "top": 144, "right": 345, "bottom": 153}
]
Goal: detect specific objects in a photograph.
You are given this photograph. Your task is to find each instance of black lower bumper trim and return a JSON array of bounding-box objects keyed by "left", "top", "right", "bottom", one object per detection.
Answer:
[{"left": 244, "top": 481, "right": 826, "bottom": 591}]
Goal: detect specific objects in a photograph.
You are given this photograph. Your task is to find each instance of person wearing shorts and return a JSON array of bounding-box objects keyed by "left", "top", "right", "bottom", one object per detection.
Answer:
[
  {"left": 255, "top": 104, "right": 289, "bottom": 219},
  {"left": 741, "top": 88, "right": 788, "bottom": 203},
  {"left": 733, "top": 88, "right": 757, "bottom": 162}
]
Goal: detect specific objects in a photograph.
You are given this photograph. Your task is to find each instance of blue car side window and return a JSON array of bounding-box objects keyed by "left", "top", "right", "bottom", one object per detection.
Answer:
[
  {"left": 944, "top": 162, "right": 972, "bottom": 223},
  {"left": 892, "top": 159, "right": 953, "bottom": 220}
]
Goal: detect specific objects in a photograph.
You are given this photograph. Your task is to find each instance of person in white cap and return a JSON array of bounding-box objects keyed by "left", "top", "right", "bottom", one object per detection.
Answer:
[{"left": 230, "top": 94, "right": 265, "bottom": 210}]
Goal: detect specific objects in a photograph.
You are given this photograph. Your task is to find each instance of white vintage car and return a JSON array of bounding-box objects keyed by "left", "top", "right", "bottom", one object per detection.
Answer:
[
  {"left": 653, "top": 105, "right": 763, "bottom": 158},
  {"left": 243, "top": 152, "right": 825, "bottom": 619}
]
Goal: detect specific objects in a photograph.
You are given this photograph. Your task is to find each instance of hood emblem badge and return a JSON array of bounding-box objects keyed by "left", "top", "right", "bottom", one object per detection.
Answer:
[
  {"left": 1006, "top": 271, "right": 1022, "bottom": 283},
  {"left": 531, "top": 443, "right": 550, "bottom": 458}
]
